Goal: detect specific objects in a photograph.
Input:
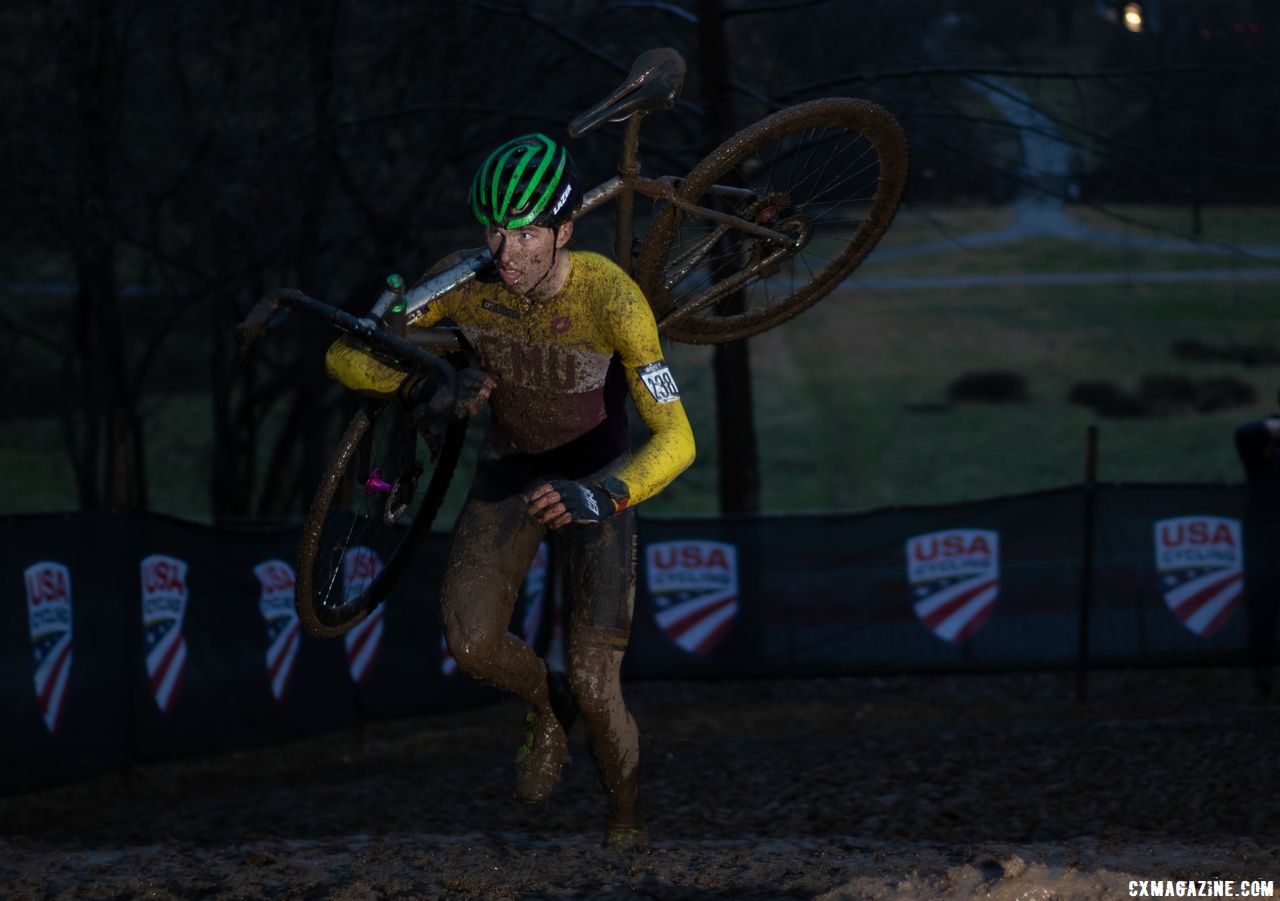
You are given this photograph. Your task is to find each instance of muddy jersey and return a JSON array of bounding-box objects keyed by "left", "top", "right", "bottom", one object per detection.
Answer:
[{"left": 326, "top": 250, "right": 694, "bottom": 506}]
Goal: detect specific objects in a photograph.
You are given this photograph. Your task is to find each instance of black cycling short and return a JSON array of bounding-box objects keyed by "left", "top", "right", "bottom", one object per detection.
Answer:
[{"left": 442, "top": 455, "right": 637, "bottom": 646}]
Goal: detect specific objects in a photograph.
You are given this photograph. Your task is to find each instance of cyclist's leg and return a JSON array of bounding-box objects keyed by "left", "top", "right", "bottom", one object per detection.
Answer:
[
  {"left": 442, "top": 463, "right": 573, "bottom": 805},
  {"left": 559, "top": 508, "right": 644, "bottom": 837},
  {"left": 441, "top": 466, "right": 552, "bottom": 712}
]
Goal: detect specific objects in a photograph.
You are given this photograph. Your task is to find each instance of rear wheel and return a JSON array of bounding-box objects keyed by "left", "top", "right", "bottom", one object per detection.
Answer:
[
  {"left": 635, "top": 97, "right": 908, "bottom": 344},
  {"left": 295, "top": 400, "right": 466, "bottom": 639}
]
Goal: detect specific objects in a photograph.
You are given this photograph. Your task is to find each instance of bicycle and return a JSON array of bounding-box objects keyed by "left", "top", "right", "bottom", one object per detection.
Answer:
[{"left": 235, "top": 47, "right": 908, "bottom": 639}]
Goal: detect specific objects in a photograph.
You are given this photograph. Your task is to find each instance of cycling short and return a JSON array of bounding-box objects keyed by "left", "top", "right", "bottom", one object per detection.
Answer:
[{"left": 443, "top": 456, "right": 637, "bottom": 646}]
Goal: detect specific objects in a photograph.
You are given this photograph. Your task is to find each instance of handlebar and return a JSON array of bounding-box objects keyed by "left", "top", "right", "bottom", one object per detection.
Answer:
[
  {"left": 234, "top": 287, "right": 457, "bottom": 391},
  {"left": 235, "top": 249, "right": 500, "bottom": 400}
]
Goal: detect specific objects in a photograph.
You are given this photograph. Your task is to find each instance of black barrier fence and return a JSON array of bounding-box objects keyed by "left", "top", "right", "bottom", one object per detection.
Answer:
[{"left": 2, "top": 483, "right": 1253, "bottom": 796}]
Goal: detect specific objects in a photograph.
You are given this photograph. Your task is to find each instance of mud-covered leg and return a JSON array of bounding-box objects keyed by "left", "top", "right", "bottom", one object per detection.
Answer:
[
  {"left": 566, "top": 639, "right": 643, "bottom": 840},
  {"left": 560, "top": 510, "right": 646, "bottom": 846},
  {"left": 441, "top": 479, "right": 569, "bottom": 804},
  {"left": 441, "top": 488, "right": 548, "bottom": 705}
]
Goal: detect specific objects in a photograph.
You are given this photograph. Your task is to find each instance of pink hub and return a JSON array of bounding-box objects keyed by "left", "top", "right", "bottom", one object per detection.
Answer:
[{"left": 363, "top": 469, "right": 393, "bottom": 496}]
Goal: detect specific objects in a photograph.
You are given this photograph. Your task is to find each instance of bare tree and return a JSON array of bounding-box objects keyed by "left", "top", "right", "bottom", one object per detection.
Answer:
[{"left": 4, "top": 0, "right": 1276, "bottom": 522}]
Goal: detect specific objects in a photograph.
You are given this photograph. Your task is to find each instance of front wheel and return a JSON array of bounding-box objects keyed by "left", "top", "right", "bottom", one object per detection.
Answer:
[
  {"left": 295, "top": 400, "right": 467, "bottom": 639},
  {"left": 635, "top": 97, "right": 908, "bottom": 344}
]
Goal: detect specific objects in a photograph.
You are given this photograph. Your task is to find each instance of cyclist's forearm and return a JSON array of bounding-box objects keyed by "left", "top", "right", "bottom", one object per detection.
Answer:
[{"left": 611, "top": 401, "right": 695, "bottom": 506}]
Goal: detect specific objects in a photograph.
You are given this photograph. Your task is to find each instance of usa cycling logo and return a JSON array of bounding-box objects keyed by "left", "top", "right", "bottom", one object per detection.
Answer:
[
  {"left": 1154, "top": 516, "right": 1242, "bottom": 637},
  {"left": 341, "top": 547, "right": 385, "bottom": 684},
  {"left": 645, "top": 541, "right": 738, "bottom": 655},
  {"left": 906, "top": 529, "right": 999, "bottom": 643},
  {"left": 26, "top": 562, "right": 73, "bottom": 734},
  {"left": 442, "top": 541, "right": 548, "bottom": 676},
  {"left": 140, "top": 554, "right": 189, "bottom": 713},
  {"left": 254, "top": 559, "right": 301, "bottom": 702}
]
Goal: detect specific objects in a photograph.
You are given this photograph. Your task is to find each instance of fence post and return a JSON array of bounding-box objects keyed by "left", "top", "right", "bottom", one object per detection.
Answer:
[{"left": 1075, "top": 425, "right": 1099, "bottom": 702}]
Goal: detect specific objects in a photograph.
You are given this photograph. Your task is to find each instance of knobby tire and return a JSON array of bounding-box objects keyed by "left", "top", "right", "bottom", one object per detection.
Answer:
[
  {"left": 636, "top": 97, "right": 909, "bottom": 344},
  {"left": 295, "top": 401, "right": 467, "bottom": 639}
]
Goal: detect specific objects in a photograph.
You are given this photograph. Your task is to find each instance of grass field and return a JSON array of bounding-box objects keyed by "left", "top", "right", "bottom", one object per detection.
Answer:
[
  {"left": 3, "top": 203, "right": 1278, "bottom": 522},
  {"left": 653, "top": 278, "right": 1276, "bottom": 515},
  {"left": 649, "top": 202, "right": 1280, "bottom": 514}
]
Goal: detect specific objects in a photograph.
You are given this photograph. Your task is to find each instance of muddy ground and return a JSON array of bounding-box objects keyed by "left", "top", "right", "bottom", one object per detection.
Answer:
[{"left": 1, "top": 667, "right": 1278, "bottom": 900}]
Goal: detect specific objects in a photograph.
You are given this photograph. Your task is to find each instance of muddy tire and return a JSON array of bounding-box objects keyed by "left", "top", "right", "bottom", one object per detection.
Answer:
[
  {"left": 295, "top": 400, "right": 466, "bottom": 639},
  {"left": 635, "top": 98, "right": 908, "bottom": 344}
]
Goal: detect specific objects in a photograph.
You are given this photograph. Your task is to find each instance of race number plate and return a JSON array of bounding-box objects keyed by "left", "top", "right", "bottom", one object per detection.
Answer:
[{"left": 637, "top": 362, "right": 681, "bottom": 405}]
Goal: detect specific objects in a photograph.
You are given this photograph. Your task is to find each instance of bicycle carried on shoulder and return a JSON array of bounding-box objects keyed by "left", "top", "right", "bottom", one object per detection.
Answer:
[{"left": 236, "top": 47, "right": 908, "bottom": 639}]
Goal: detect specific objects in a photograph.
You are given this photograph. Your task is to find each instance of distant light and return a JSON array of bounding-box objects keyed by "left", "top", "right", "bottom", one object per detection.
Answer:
[{"left": 1123, "top": 3, "right": 1143, "bottom": 32}]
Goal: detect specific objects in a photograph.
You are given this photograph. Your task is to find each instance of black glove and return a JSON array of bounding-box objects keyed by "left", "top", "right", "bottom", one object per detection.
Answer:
[
  {"left": 404, "top": 364, "right": 494, "bottom": 419},
  {"left": 526, "top": 479, "right": 619, "bottom": 528},
  {"left": 453, "top": 367, "right": 497, "bottom": 417},
  {"left": 401, "top": 371, "right": 455, "bottom": 422}
]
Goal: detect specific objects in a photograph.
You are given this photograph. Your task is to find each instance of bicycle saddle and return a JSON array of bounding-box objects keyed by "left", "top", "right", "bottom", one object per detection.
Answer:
[{"left": 568, "top": 48, "right": 686, "bottom": 138}]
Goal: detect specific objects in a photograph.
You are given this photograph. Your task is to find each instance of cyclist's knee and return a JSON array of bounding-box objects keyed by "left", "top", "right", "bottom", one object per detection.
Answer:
[
  {"left": 567, "top": 648, "right": 622, "bottom": 721},
  {"left": 568, "top": 670, "right": 611, "bottom": 721},
  {"left": 445, "top": 619, "right": 501, "bottom": 673}
]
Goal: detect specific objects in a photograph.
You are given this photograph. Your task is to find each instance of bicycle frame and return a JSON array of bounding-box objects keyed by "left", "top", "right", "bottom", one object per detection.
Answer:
[
  {"left": 384, "top": 111, "right": 801, "bottom": 331},
  {"left": 240, "top": 46, "right": 855, "bottom": 360},
  {"left": 583, "top": 115, "right": 795, "bottom": 269},
  {"left": 249, "top": 47, "right": 906, "bottom": 639}
]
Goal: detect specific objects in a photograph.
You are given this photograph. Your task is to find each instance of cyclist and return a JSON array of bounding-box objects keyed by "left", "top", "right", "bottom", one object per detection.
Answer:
[{"left": 325, "top": 133, "right": 695, "bottom": 848}]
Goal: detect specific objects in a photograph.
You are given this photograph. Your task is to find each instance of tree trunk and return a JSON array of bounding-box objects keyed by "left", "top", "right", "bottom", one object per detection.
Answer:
[
  {"left": 698, "top": 0, "right": 761, "bottom": 514},
  {"left": 71, "top": 0, "right": 146, "bottom": 510}
]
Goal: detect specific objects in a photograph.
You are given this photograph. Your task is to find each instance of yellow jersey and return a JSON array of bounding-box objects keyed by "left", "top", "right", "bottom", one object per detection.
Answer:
[{"left": 326, "top": 250, "right": 694, "bottom": 507}]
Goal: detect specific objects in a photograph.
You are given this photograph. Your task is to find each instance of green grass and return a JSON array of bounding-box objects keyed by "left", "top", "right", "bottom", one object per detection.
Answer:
[
  {"left": 645, "top": 203, "right": 1280, "bottom": 514},
  {"left": 728, "top": 280, "right": 1270, "bottom": 512},
  {"left": 876, "top": 204, "right": 1015, "bottom": 246},
  {"left": 4, "top": 204, "right": 1279, "bottom": 521},
  {"left": 869, "top": 237, "right": 1260, "bottom": 278},
  {"left": 1068, "top": 204, "right": 1280, "bottom": 246}
]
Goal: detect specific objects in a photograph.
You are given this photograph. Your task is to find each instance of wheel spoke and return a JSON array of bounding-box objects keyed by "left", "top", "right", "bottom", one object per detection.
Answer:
[
  {"left": 297, "top": 399, "right": 467, "bottom": 638},
  {"left": 639, "top": 99, "right": 906, "bottom": 343}
]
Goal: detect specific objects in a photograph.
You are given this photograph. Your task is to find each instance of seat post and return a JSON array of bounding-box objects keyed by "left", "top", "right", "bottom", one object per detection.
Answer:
[{"left": 614, "top": 113, "right": 645, "bottom": 275}]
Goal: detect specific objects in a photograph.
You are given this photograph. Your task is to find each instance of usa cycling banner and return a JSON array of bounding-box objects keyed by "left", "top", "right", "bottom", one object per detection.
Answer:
[
  {"left": 625, "top": 523, "right": 763, "bottom": 678},
  {"left": 517, "top": 541, "right": 550, "bottom": 649},
  {"left": 340, "top": 547, "right": 384, "bottom": 685},
  {"left": 644, "top": 540, "right": 740, "bottom": 655},
  {"left": 1153, "top": 516, "right": 1243, "bottom": 638},
  {"left": 0, "top": 484, "right": 1257, "bottom": 797},
  {"left": 139, "top": 554, "right": 190, "bottom": 714},
  {"left": 254, "top": 559, "right": 301, "bottom": 703},
  {"left": 905, "top": 529, "right": 1000, "bottom": 644},
  {"left": 25, "top": 561, "right": 73, "bottom": 734}
]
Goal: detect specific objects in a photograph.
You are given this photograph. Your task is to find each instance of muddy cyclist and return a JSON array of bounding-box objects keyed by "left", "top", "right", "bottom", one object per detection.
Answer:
[{"left": 325, "top": 133, "right": 695, "bottom": 848}]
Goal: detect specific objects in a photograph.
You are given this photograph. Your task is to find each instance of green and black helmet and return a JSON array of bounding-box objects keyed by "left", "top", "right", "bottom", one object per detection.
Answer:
[{"left": 470, "top": 133, "right": 581, "bottom": 230}]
